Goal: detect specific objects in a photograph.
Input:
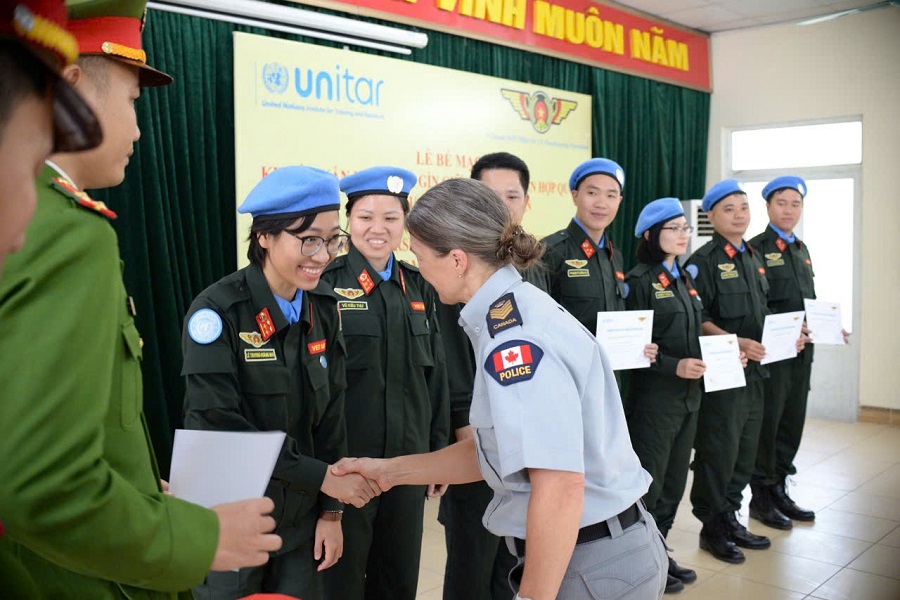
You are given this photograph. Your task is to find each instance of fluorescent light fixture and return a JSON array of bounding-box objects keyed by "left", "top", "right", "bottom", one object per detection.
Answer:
[
  {"left": 148, "top": 0, "right": 427, "bottom": 53},
  {"left": 798, "top": 0, "right": 897, "bottom": 26}
]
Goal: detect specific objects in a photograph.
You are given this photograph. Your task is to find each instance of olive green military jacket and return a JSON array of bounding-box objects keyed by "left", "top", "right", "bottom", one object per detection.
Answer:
[
  {"left": 321, "top": 245, "right": 449, "bottom": 457},
  {"left": 686, "top": 233, "right": 770, "bottom": 380},
  {"left": 625, "top": 262, "right": 704, "bottom": 413},
  {"left": 0, "top": 165, "right": 218, "bottom": 599},
  {"left": 182, "top": 264, "right": 347, "bottom": 551},
  {"left": 435, "top": 265, "right": 547, "bottom": 441},
  {"left": 543, "top": 219, "right": 626, "bottom": 336},
  {"left": 750, "top": 225, "right": 816, "bottom": 366}
]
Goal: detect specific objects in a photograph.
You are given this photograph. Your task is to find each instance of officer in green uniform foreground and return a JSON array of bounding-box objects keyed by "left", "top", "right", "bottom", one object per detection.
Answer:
[
  {"left": 749, "top": 176, "right": 836, "bottom": 529},
  {"left": 0, "top": 1, "right": 282, "bottom": 597},
  {"left": 685, "top": 179, "right": 806, "bottom": 564},
  {"left": 0, "top": 1, "right": 101, "bottom": 596},
  {"left": 321, "top": 166, "right": 449, "bottom": 600},
  {"left": 625, "top": 198, "right": 709, "bottom": 594},
  {"left": 183, "top": 166, "right": 382, "bottom": 600},
  {"left": 437, "top": 151, "right": 541, "bottom": 600}
]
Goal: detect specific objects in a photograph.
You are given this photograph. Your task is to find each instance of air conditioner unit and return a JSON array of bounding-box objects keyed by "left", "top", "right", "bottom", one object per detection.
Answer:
[{"left": 681, "top": 199, "right": 713, "bottom": 262}]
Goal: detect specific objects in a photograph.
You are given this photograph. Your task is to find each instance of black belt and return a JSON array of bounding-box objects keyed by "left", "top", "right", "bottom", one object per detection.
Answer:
[{"left": 513, "top": 502, "right": 642, "bottom": 556}]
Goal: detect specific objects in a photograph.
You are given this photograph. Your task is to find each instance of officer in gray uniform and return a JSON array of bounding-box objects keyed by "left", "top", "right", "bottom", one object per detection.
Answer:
[{"left": 333, "top": 178, "right": 667, "bottom": 600}]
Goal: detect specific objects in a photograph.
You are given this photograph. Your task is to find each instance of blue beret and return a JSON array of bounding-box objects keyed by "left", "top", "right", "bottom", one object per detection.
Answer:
[
  {"left": 569, "top": 158, "right": 625, "bottom": 191},
  {"left": 634, "top": 197, "right": 684, "bottom": 237},
  {"left": 701, "top": 178, "right": 746, "bottom": 212},
  {"left": 238, "top": 166, "right": 340, "bottom": 219},
  {"left": 762, "top": 175, "right": 807, "bottom": 201},
  {"left": 340, "top": 166, "right": 417, "bottom": 199}
]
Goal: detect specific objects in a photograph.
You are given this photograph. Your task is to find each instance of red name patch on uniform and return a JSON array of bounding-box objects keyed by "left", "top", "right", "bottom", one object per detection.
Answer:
[
  {"left": 256, "top": 308, "right": 276, "bottom": 341},
  {"left": 410, "top": 301, "right": 425, "bottom": 312},
  {"left": 307, "top": 340, "right": 327, "bottom": 354},
  {"left": 688, "top": 288, "right": 699, "bottom": 297}
]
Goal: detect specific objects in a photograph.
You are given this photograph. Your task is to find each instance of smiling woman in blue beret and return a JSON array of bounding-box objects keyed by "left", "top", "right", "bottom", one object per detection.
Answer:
[
  {"left": 624, "top": 197, "right": 708, "bottom": 594},
  {"left": 320, "top": 166, "right": 449, "bottom": 600},
  {"left": 181, "top": 165, "right": 383, "bottom": 600}
]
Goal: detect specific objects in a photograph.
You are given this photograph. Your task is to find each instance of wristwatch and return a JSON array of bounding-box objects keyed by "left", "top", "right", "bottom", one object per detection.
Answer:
[
  {"left": 319, "top": 510, "right": 343, "bottom": 522},
  {"left": 514, "top": 594, "right": 533, "bottom": 600}
]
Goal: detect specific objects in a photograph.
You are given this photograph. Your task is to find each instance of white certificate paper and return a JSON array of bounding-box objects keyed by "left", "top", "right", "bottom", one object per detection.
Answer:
[
  {"left": 699, "top": 334, "right": 746, "bottom": 393},
  {"left": 169, "top": 429, "right": 286, "bottom": 508},
  {"left": 760, "top": 310, "right": 806, "bottom": 365},
  {"left": 596, "top": 310, "right": 653, "bottom": 371},
  {"left": 804, "top": 299, "right": 846, "bottom": 345}
]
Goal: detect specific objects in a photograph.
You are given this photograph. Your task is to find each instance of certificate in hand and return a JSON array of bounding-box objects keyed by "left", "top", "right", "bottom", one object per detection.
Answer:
[
  {"left": 760, "top": 310, "right": 806, "bottom": 365},
  {"left": 804, "top": 299, "right": 846, "bottom": 345},
  {"left": 699, "top": 334, "right": 746, "bottom": 393},
  {"left": 169, "top": 429, "right": 286, "bottom": 508},
  {"left": 596, "top": 310, "right": 653, "bottom": 371}
]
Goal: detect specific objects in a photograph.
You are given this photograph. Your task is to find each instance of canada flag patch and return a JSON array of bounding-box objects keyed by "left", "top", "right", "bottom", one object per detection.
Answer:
[{"left": 485, "top": 339, "right": 544, "bottom": 386}]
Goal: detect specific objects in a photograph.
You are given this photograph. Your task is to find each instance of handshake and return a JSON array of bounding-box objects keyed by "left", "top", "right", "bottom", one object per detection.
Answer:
[{"left": 321, "top": 457, "right": 447, "bottom": 507}]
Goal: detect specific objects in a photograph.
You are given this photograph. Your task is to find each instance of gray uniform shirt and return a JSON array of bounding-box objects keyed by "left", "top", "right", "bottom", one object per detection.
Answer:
[{"left": 459, "top": 264, "right": 651, "bottom": 539}]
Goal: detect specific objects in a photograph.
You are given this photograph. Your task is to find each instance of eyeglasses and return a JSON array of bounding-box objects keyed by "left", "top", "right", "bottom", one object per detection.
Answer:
[
  {"left": 660, "top": 225, "right": 694, "bottom": 235},
  {"left": 290, "top": 232, "right": 350, "bottom": 256}
]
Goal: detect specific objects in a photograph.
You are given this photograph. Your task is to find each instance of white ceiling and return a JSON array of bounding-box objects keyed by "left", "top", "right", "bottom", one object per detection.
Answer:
[{"left": 611, "top": 0, "right": 894, "bottom": 32}]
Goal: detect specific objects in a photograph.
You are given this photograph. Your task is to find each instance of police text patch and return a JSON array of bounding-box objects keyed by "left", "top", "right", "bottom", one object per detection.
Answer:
[
  {"left": 485, "top": 340, "right": 544, "bottom": 386},
  {"left": 486, "top": 293, "right": 523, "bottom": 338}
]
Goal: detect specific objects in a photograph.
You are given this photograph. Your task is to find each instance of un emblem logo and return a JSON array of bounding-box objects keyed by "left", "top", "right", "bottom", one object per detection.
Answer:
[{"left": 262, "top": 62, "right": 288, "bottom": 94}]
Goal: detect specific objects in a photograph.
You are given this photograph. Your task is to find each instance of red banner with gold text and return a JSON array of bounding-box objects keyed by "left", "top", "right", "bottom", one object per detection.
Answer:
[{"left": 293, "top": 0, "right": 711, "bottom": 92}]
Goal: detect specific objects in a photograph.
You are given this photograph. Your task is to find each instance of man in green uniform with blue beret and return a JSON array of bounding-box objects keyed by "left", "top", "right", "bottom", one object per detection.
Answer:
[
  {"left": 0, "top": 1, "right": 282, "bottom": 597},
  {"left": 748, "top": 176, "right": 827, "bottom": 529},
  {"left": 686, "top": 179, "right": 785, "bottom": 564}
]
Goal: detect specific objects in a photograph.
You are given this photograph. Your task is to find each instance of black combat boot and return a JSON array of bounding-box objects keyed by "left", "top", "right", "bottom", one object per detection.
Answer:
[
  {"left": 699, "top": 513, "right": 745, "bottom": 564},
  {"left": 668, "top": 556, "right": 697, "bottom": 584},
  {"left": 749, "top": 484, "right": 793, "bottom": 530},
  {"left": 771, "top": 478, "right": 816, "bottom": 521},
  {"left": 665, "top": 574, "right": 684, "bottom": 594},
  {"left": 725, "top": 511, "right": 771, "bottom": 549}
]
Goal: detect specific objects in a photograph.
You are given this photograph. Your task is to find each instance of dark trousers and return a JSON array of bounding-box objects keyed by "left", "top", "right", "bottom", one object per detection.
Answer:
[
  {"left": 323, "top": 485, "right": 425, "bottom": 600},
  {"left": 193, "top": 539, "right": 321, "bottom": 600},
  {"left": 691, "top": 377, "right": 765, "bottom": 522},
  {"left": 627, "top": 409, "right": 699, "bottom": 533},
  {"left": 438, "top": 481, "right": 517, "bottom": 600},
  {"left": 752, "top": 358, "right": 812, "bottom": 486}
]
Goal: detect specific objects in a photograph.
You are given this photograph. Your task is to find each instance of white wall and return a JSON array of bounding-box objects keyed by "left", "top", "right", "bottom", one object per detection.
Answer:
[{"left": 707, "top": 7, "right": 900, "bottom": 411}]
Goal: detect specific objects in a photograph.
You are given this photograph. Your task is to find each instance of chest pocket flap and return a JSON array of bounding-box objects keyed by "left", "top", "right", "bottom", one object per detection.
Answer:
[{"left": 407, "top": 313, "right": 434, "bottom": 367}]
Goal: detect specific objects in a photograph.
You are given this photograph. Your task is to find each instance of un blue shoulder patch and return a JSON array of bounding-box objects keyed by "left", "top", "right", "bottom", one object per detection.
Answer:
[
  {"left": 485, "top": 292, "right": 523, "bottom": 338},
  {"left": 485, "top": 339, "right": 544, "bottom": 386}
]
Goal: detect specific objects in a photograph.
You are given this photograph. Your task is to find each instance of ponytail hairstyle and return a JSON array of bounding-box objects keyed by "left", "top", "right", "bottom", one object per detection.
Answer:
[{"left": 406, "top": 178, "right": 544, "bottom": 270}]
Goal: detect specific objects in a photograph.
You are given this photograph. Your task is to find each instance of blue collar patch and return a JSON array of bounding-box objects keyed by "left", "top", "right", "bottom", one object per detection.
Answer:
[{"left": 485, "top": 292, "right": 523, "bottom": 338}]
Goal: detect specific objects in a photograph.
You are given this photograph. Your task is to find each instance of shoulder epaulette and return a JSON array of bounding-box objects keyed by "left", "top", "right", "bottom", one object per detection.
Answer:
[
  {"left": 323, "top": 254, "right": 349, "bottom": 274},
  {"left": 205, "top": 273, "right": 250, "bottom": 310},
  {"left": 627, "top": 263, "right": 652, "bottom": 278},
  {"left": 310, "top": 281, "right": 341, "bottom": 302},
  {"left": 691, "top": 241, "right": 716, "bottom": 258},
  {"left": 542, "top": 230, "right": 568, "bottom": 246},
  {"left": 49, "top": 177, "right": 117, "bottom": 220},
  {"left": 399, "top": 259, "right": 419, "bottom": 273}
]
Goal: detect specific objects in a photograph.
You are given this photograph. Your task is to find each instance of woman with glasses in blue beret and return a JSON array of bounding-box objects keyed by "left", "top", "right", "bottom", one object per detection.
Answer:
[
  {"left": 320, "top": 166, "right": 449, "bottom": 600},
  {"left": 182, "top": 166, "right": 382, "bottom": 600},
  {"left": 624, "top": 198, "right": 709, "bottom": 594}
]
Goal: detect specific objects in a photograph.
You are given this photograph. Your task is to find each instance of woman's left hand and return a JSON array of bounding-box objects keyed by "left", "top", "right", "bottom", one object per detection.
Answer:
[{"left": 315, "top": 519, "right": 344, "bottom": 571}]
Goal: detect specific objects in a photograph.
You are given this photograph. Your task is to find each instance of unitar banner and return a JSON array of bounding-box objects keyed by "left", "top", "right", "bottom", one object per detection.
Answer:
[{"left": 233, "top": 32, "right": 591, "bottom": 266}]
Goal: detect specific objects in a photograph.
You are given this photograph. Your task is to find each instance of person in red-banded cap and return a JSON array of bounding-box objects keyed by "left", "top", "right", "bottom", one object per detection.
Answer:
[
  {"left": 0, "top": 0, "right": 101, "bottom": 276},
  {"left": 0, "top": 1, "right": 283, "bottom": 598}
]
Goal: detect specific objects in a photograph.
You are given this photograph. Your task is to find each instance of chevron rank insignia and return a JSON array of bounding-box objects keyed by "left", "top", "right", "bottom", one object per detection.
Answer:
[{"left": 486, "top": 292, "right": 523, "bottom": 338}]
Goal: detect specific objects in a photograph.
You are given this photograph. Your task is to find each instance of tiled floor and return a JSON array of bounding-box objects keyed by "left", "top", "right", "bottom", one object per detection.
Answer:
[{"left": 414, "top": 418, "right": 900, "bottom": 599}]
